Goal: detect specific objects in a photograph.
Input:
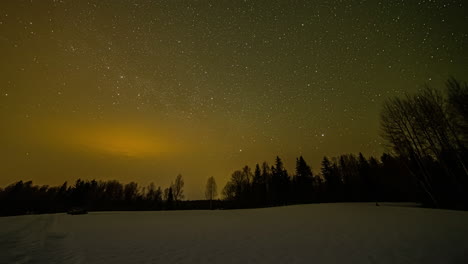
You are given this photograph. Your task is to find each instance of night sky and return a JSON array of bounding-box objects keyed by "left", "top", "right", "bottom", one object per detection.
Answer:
[{"left": 1, "top": 0, "right": 467, "bottom": 199}]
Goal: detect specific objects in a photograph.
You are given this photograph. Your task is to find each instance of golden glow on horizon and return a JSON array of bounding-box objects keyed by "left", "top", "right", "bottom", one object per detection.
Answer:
[
  {"left": 47, "top": 120, "right": 175, "bottom": 157},
  {"left": 74, "top": 129, "right": 161, "bottom": 157}
]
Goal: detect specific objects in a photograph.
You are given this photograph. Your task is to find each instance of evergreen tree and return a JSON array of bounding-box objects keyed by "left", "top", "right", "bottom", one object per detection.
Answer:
[
  {"left": 295, "top": 156, "right": 314, "bottom": 203},
  {"left": 321, "top": 156, "right": 342, "bottom": 201},
  {"left": 358, "top": 153, "right": 371, "bottom": 201},
  {"left": 252, "top": 163, "right": 267, "bottom": 206},
  {"left": 272, "top": 156, "right": 290, "bottom": 205}
]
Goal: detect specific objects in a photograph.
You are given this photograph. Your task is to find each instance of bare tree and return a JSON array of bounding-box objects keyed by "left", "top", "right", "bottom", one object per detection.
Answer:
[
  {"left": 381, "top": 94, "right": 438, "bottom": 206},
  {"left": 163, "top": 187, "right": 170, "bottom": 201},
  {"left": 172, "top": 174, "right": 185, "bottom": 201},
  {"left": 205, "top": 176, "right": 217, "bottom": 209},
  {"left": 124, "top": 182, "right": 138, "bottom": 201},
  {"left": 222, "top": 181, "right": 236, "bottom": 201},
  {"left": 447, "top": 78, "right": 468, "bottom": 145},
  {"left": 146, "top": 182, "right": 157, "bottom": 201},
  {"left": 380, "top": 82, "right": 468, "bottom": 208}
]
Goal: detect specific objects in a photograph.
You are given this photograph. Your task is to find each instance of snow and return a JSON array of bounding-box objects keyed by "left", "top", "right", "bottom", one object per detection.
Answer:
[{"left": 1, "top": 203, "right": 468, "bottom": 263}]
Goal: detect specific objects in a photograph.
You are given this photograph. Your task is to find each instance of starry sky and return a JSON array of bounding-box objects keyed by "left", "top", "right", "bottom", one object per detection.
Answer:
[{"left": 1, "top": 0, "right": 467, "bottom": 199}]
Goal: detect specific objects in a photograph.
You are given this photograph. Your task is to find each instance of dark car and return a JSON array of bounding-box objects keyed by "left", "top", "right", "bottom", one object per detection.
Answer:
[{"left": 67, "top": 208, "right": 88, "bottom": 215}]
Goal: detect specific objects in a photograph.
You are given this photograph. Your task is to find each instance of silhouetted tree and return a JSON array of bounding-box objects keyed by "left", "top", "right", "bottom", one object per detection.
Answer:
[
  {"left": 262, "top": 162, "right": 272, "bottom": 205},
  {"left": 358, "top": 153, "right": 371, "bottom": 201},
  {"left": 205, "top": 177, "right": 217, "bottom": 209},
  {"left": 222, "top": 168, "right": 251, "bottom": 206},
  {"left": 166, "top": 187, "right": 174, "bottom": 210},
  {"left": 145, "top": 183, "right": 163, "bottom": 209},
  {"left": 124, "top": 182, "right": 139, "bottom": 202},
  {"left": 272, "top": 156, "right": 290, "bottom": 205},
  {"left": 222, "top": 181, "right": 236, "bottom": 201},
  {"left": 446, "top": 78, "right": 468, "bottom": 147},
  {"left": 294, "top": 156, "right": 314, "bottom": 203},
  {"left": 172, "top": 174, "right": 185, "bottom": 202},
  {"left": 381, "top": 79, "right": 468, "bottom": 209},
  {"left": 252, "top": 163, "right": 267, "bottom": 206},
  {"left": 321, "top": 156, "right": 342, "bottom": 201}
]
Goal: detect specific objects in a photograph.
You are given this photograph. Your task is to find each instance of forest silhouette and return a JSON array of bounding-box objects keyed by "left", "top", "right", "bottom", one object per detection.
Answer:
[{"left": 1, "top": 78, "right": 467, "bottom": 216}]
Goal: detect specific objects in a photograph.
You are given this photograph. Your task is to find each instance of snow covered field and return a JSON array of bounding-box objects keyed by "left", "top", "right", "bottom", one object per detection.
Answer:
[{"left": 1, "top": 203, "right": 467, "bottom": 263}]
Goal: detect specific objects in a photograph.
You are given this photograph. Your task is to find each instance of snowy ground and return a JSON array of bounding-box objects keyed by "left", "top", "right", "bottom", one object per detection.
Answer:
[{"left": 1, "top": 203, "right": 467, "bottom": 264}]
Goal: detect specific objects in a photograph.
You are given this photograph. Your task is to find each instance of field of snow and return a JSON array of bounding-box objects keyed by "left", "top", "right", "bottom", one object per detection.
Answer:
[{"left": 1, "top": 203, "right": 467, "bottom": 263}]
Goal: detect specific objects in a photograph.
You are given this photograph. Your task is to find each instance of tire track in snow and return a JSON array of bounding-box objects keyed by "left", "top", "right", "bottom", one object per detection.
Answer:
[{"left": 0, "top": 214, "right": 84, "bottom": 264}]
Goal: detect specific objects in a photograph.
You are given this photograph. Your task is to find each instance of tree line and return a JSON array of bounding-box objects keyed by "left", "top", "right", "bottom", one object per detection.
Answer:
[
  {"left": 0, "top": 78, "right": 466, "bottom": 216},
  {"left": 221, "top": 153, "right": 419, "bottom": 208},
  {"left": 0, "top": 174, "right": 187, "bottom": 216},
  {"left": 222, "top": 78, "right": 468, "bottom": 210},
  {"left": 0, "top": 152, "right": 418, "bottom": 216}
]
